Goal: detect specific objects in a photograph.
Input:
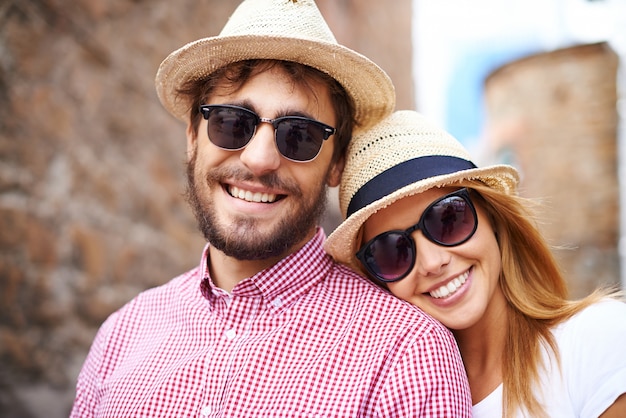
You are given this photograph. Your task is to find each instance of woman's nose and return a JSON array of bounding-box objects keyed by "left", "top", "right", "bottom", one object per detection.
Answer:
[{"left": 412, "top": 231, "right": 451, "bottom": 277}]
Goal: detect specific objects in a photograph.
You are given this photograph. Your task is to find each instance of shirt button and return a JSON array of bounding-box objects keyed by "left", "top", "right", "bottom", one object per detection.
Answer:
[
  {"left": 201, "top": 406, "right": 211, "bottom": 416},
  {"left": 271, "top": 297, "right": 283, "bottom": 308},
  {"left": 225, "top": 329, "right": 236, "bottom": 340}
]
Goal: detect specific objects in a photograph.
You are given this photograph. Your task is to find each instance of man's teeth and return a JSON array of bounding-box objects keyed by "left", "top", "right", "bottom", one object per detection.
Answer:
[
  {"left": 429, "top": 271, "right": 469, "bottom": 299},
  {"left": 229, "top": 186, "right": 277, "bottom": 203}
]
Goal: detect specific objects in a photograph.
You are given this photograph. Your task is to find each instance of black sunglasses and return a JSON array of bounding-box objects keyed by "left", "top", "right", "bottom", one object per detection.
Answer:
[
  {"left": 356, "top": 188, "right": 478, "bottom": 283},
  {"left": 199, "top": 104, "right": 336, "bottom": 162}
]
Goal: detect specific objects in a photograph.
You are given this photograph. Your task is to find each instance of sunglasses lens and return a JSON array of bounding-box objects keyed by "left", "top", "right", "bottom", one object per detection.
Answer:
[
  {"left": 362, "top": 232, "right": 414, "bottom": 282},
  {"left": 206, "top": 107, "right": 256, "bottom": 150},
  {"left": 422, "top": 195, "right": 475, "bottom": 245},
  {"left": 275, "top": 119, "right": 325, "bottom": 162}
]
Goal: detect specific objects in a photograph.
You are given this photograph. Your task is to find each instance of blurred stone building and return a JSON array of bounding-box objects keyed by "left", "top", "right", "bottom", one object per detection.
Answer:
[{"left": 483, "top": 42, "right": 621, "bottom": 298}]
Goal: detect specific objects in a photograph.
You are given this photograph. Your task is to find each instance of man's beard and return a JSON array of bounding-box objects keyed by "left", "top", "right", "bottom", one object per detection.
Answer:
[{"left": 185, "top": 149, "right": 329, "bottom": 261}]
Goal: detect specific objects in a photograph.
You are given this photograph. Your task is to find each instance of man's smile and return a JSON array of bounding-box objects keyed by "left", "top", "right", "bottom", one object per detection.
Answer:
[{"left": 227, "top": 185, "right": 281, "bottom": 203}]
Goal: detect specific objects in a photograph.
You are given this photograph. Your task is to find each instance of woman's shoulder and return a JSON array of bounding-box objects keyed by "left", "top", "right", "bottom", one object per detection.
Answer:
[
  {"left": 533, "top": 298, "right": 626, "bottom": 417},
  {"left": 550, "top": 297, "right": 626, "bottom": 372},
  {"left": 546, "top": 297, "right": 626, "bottom": 417},
  {"left": 564, "top": 297, "right": 626, "bottom": 330}
]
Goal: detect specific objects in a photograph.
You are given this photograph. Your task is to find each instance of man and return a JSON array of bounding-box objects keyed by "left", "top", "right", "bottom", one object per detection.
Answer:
[{"left": 70, "top": 0, "right": 472, "bottom": 416}]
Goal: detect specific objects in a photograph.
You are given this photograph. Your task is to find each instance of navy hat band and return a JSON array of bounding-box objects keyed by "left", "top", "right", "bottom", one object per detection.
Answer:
[{"left": 346, "top": 155, "right": 477, "bottom": 217}]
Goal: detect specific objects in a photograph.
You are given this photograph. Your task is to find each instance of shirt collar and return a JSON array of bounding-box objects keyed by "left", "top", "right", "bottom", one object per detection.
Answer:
[{"left": 199, "top": 228, "right": 332, "bottom": 315}]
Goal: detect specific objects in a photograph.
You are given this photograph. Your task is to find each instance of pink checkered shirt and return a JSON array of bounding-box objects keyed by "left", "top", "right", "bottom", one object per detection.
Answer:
[{"left": 71, "top": 229, "right": 471, "bottom": 417}]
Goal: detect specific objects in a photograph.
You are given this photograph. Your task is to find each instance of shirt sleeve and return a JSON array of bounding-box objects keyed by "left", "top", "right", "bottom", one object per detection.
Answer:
[
  {"left": 69, "top": 311, "right": 118, "bottom": 418},
  {"left": 376, "top": 324, "right": 472, "bottom": 417},
  {"left": 561, "top": 299, "right": 626, "bottom": 417}
]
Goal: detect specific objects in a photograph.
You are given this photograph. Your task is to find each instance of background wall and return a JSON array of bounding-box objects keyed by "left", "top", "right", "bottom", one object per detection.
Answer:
[{"left": 0, "top": 1, "right": 413, "bottom": 416}]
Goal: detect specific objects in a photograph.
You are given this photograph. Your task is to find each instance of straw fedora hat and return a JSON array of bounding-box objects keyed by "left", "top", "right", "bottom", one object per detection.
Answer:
[
  {"left": 155, "top": 0, "right": 395, "bottom": 130},
  {"left": 324, "top": 110, "right": 520, "bottom": 273}
]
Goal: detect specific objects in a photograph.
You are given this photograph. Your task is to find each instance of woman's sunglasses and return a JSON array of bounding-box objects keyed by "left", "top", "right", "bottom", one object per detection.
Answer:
[
  {"left": 199, "top": 104, "right": 336, "bottom": 162},
  {"left": 356, "top": 188, "right": 478, "bottom": 283}
]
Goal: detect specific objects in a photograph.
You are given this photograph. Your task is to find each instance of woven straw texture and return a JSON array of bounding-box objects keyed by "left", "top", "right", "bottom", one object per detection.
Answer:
[
  {"left": 325, "top": 110, "right": 519, "bottom": 273},
  {"left": 155, "top": 0, "right": 394, "bottom": 130}
]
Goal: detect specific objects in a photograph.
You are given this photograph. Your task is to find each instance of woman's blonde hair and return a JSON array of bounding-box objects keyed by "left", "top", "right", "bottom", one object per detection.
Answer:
[{"left": 465, "top": 179, "right": 618, "bottom": 417}]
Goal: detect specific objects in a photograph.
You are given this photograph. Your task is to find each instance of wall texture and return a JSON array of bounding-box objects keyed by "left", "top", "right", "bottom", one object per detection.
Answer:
[{"left": 0, "top": 0, "right": 413, "bottom": 416}]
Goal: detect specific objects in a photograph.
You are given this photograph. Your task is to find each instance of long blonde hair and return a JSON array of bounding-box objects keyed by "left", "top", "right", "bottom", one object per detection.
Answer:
[{"left": 465, "top": 180, "right": 618, "bottom": 417}]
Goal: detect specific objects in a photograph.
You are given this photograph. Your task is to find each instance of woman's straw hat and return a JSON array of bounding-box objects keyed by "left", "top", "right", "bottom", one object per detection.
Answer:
[
  {"left": 325, "top": 110, "right": 520, "bottom": 272},
  {"left": 155, "top": 0, "right": 395, "bottom": 130}
]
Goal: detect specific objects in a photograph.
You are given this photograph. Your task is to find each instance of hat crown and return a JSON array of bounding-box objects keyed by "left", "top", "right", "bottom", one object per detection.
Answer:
[
  {"left": 221, "top": 0, "right": 337, "bottom": 43},
  {"left": 339, "top": 110, "right": 473, "bottom": 217},
  {"left": 155, "top": 0, "right": 395, "bottom": 129}
]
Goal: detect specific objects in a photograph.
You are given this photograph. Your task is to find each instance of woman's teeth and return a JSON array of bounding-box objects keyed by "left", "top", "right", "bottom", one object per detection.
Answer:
[
  {"left": 429, "top": 270, "right": 469, "bottom": 299},
  {"left": 229, "top": 186, "right": 277, "bottom": 203}
]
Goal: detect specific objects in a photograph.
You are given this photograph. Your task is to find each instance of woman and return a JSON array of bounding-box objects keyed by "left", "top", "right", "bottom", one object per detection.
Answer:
[{"left": 325, "top": 110, "right": 626, "bottom": 417}]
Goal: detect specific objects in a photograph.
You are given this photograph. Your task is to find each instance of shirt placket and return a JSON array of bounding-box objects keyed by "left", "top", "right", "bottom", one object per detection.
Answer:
[{"left": 198, "top": 293, "right": 262, "bottom": 417}]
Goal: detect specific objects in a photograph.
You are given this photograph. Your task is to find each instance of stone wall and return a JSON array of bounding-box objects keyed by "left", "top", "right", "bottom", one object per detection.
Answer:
[
  {"left": 0, "top": 0, "right": 413, "bottom": 416},
  {"left": 483, "top": 42, "right": 621, "bottom": 298}
]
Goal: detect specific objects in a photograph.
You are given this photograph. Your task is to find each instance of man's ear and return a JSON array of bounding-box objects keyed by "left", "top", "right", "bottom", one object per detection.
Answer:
[
  {"left": 327, "top": 154, "right": 345, "bottom": 187},
  {"left": 186, "top": 123, "right": 197, "bottom": 162}
]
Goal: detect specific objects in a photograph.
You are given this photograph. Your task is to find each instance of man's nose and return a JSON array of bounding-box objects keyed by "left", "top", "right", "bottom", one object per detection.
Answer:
[{"left": 239, "top": 123, "right": 281, "bottom": 175}]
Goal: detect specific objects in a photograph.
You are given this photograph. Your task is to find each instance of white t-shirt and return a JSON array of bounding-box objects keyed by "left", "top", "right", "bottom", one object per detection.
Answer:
[{"left": 473, "top": 299, "right": 626, "bottom": 418}]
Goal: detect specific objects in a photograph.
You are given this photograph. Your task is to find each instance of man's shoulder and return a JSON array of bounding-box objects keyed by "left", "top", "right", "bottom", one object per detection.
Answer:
[
  {"left": 115, "top": 266, "right": 203, "bottom": 313},
  {"left": 323, "top": 261, "right": 445, "bottom": 329}
]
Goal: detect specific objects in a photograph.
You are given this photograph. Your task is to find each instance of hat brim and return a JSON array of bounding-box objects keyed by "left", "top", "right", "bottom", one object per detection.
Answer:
[
  {"left": 324, "top": 165, "right": 519, "bottom": 274},
  {"left": 155, "top": 35, "right": 395, "bottom": 130}
]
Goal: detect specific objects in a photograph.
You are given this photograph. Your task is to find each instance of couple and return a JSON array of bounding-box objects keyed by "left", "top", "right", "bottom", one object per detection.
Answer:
[{"left": 71, "top": 0, "right": 626, "bottom": 416}]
